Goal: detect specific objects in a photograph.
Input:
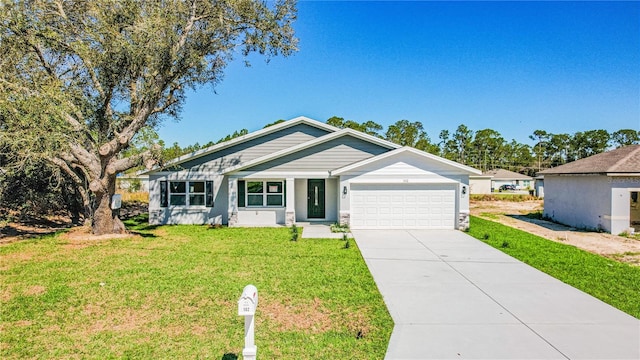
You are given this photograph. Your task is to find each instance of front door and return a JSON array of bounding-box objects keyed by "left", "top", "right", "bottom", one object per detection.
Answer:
[{"left": 307, "top": 179, "right": 325, "bottom": 219}]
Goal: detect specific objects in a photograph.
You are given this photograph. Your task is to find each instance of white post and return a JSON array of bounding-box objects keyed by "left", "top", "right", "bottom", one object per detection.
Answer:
[
  {"left": 243, "top": 315, "right": 257, "bottom": 360},
  {"left": 228, "top": 178, "right": 238, "bottom": 226},
  {"left": 238, "top": 284, "right": 258, "bottom": 360},
  {"left": 285, "top": 178, "right": 295, "bottom": 226}
]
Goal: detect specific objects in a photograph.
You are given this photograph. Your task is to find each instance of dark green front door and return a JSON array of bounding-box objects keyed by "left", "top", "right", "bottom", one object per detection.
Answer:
[{"left": 307, "top": 179, "right": 325, "bottom": 219}]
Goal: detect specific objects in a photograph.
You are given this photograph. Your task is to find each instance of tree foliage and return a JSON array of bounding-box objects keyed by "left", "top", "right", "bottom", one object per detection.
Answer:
[
  {"left": 0, "top": 0, "right": 297, "bottom": 234},
  {"left": 324, "top": 117, "right": 635, "bottom": 174}
]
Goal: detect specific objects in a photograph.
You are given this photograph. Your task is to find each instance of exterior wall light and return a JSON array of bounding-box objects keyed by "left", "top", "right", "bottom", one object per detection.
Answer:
[
  {"left": 343, "top": 186, "right": 348, "bottom": 195},
  {"left": 462, "top": 186, "right": 467, "bottom": 195}
]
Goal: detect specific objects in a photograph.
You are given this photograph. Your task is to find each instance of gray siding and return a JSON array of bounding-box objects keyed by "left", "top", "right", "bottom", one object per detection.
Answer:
[
  {"left": 174, "top": 124, "right": 330, "bottom": 172},
  {"left": 246, "top": 136, "right": 390, "bottom": 172},
  {"left": 148, "top": 174, "right": 229, "bottom": 225}
]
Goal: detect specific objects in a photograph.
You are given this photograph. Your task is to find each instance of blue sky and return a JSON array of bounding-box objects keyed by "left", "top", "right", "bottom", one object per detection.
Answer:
[{"left": 157, "top": 1, "right": 640, "bottom": 148}]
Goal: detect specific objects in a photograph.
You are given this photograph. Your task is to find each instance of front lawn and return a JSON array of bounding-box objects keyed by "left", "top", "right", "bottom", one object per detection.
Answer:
[
  {"left": 467, "top": 216, "right": 640, "bottom": 319},
  {"left": 1, "top": 219, "right": 393, "bottom": 359}
]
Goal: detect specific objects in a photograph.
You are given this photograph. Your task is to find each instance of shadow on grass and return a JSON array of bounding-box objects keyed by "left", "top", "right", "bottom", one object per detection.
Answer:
[
  {"left": 129, "top": 231, "right": 157, "bottom": 238},
  {"left": 221, "top": 353, "right": 238, "bottom": 360},
  {"left": 123, "top": 213, "right": 160, "bottom": 231},
  {"left": 508, "top": 213, "right": 583, "bottom": 232}
]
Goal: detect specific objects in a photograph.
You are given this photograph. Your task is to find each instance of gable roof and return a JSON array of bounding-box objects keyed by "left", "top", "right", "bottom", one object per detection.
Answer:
[
  {"left": 141, "top": 116, "right": 338, "bottom": 173},
  {"left": 539, "top": 145, "right": 640, "bottom": 175},
  {"left": 223, "top": 128, "right": 400, "bottom": 174},
  {"left": 331, "top": 146, "right": 481, "bottom": 176},
  {"left": 483, "top": 168, "right": 532, "bottom": 180}
]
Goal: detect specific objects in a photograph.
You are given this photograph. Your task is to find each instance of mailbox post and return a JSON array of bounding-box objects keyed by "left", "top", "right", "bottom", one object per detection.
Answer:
[{"left": 238, "top": 284, "right": 258, "bottom": 360}]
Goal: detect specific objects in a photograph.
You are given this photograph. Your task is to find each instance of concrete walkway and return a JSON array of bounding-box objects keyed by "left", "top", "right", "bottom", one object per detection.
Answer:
[
  {"left": 299, "top": 222, "right": 351, "bottom": 239},
  {"left": 353, "top": 229, "right": 640, "bottom": 360}
]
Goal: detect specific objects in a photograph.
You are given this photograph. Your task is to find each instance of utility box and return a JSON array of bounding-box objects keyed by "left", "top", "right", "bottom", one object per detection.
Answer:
[
  {"left": 238, "top": 284, "right": 258, "bottom": 316},
  {"left": 111, "top": 194, "right": 122, "bottom": 210}
]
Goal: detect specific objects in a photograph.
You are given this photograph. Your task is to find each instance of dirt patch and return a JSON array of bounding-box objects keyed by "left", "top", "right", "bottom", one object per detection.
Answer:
[
  {"left": 23, "top": 285, "right": 47, "bottom": 296},
  {"left": 471, "top": 200, "right": 640, "bottom": 265},
  {"left": 59, "top": 226, "right": 141, "bottom": 242},
  {"left": 0, "top": 201, "right": 147, "bottom": 245},
  {"left": 0, "top": 216, "right": 70, "bottom": 244},
  {"left": 260, "top": 297, "right": 333, "bottom": 333}
]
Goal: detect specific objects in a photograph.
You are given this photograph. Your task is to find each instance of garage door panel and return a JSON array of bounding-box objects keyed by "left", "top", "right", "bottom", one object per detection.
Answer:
[{"left": 350, "top": 183, "right": 457, "bottom": 230}]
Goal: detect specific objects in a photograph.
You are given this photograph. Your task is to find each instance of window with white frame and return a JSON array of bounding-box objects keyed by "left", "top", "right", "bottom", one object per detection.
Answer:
[
  {"left": 161, "top": 180, "right": 213, "bottom": 207},
  {"left": 243, "top": 180, "right": 284, "bottom": 207},
  {"left": 170, "top": 181, "right": 187, "bottom": 205}
]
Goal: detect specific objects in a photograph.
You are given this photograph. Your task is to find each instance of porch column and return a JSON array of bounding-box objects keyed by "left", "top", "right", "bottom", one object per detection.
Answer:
[
  {"left": 339, "top": 178, "right": 350, "bottom": 227},
  {"left": 228, "top": 177, "right": 238, "bottom": 226},
  {"left": 285, "top": 178, "right": 295, "bottom": 226}
]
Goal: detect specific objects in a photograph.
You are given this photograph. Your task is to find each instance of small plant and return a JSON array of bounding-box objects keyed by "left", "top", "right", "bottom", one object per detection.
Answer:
[
  {"left": 501, "top": 240, "right": 510, "bottom": 248},
  {"left": 331, "top": 223, "right": 350, "bottom": 233},
  {"left": 290, "top": 224, "right": 299, "bottom": 241},
  {"left": 525, "top": 211, "right": 544, "bottom": 220},
  {"left": 619, "top": 231, "right": 630, "bottom": 238},
  {"left": 483, "top": 233, "right": 490, "bottom": 240}
]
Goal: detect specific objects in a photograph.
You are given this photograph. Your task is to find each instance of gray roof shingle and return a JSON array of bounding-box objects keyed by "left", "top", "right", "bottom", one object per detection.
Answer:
[{"left": 539, "top": 145, "right": 640, "bottom": 175}]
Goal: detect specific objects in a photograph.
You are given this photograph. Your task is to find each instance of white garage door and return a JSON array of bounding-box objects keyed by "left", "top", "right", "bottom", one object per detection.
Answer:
[{"left": 350, "top": 183, "right": 457, "bottom": 229}]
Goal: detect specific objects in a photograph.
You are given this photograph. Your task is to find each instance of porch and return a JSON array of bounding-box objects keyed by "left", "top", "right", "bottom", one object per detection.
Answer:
[{"left": 227, "top": 177, "right": 339, "bottom": 227}]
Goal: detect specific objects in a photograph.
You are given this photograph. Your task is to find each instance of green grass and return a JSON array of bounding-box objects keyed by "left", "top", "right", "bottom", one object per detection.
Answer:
[
  {"left": 1, "top": 217, "right": 393, "bottom": 359},
  {"left": 468, "top": 216, "right": 640, "bottom": 319}
]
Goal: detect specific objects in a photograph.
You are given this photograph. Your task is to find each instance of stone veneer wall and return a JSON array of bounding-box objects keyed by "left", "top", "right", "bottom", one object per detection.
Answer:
[{"left": 458, "top": 210, "right": 470, "bottom": 231}]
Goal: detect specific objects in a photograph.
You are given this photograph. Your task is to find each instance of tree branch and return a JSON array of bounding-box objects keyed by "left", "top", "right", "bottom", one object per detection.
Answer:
[
  {"left": 48, "top": 156, "right": 85, "bottom": 186},
  {"left": 106, "top": 146, "right": 160, "bottom": 175},
  {"left": 69, "top": 143, "right": 100, "bottom": 178},
  {"left": 30, "top": 43, "right": 55, "bottom": 76}
]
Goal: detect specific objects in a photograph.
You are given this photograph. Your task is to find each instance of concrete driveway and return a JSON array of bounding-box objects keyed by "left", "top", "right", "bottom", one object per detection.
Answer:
[{"left": 353, "top": 229, "right": 640, "bottom": 360}]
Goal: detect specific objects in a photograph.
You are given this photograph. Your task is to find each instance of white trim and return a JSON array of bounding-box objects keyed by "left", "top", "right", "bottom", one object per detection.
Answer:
[
  {"left": 140, "top": 116, "right": 339, "bottom": 174},
  {"left": 151, "top": 172, "right": 217, "bottom": 181},
  {"left": 331, "top": 146, "right": 481, "bottom": 176},
  {"left": 348, "top": 178, "right": 459, "bottom": 184},
  {"left": 167, "top": 180, "right": 207, "bottom": 207},
  {"left": 233, "top": 171, "right": 332, "bottom": 178},
  {"left": 222, "top": 128, "right": 400, "bottom": 174},
  {"left": 243, "top": 179, "right": 285, "bottom": 208}
]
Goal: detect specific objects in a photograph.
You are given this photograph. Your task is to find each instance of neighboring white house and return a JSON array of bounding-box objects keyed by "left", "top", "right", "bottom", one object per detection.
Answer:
[
  {"left": 116, "top": 174, "right": 150, "bottom": 192},
  {"left": 142, "top": 116, "right": 481, "bottom": 230},
  {"left": 469, "top": 175, "right": 493, "bottom": 194},
  {"left": 539, "top": 145, "right": 640, "bottom": 234},
  {"left": 534, "top": 175, "right": 544, "bottom": 198},
  {"left": 483, "top": 168, "right": 533, "bottom": 191}
]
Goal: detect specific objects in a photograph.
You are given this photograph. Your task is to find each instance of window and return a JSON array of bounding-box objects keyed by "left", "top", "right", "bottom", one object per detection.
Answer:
[
  {"left": 161, "top": 180, "right": 213, "bottom": 207},
  {"left": 170, "top": 181, "right": 186, "bottom": 205},
  {"left": 266, "top": 181, "right": 283, "bottom": 206},
  {"left": 241, "top": 180, "right": 284, "bottom": 207},
  {"left": 189, "top": 181, "right": 205, "bottom": 206}
]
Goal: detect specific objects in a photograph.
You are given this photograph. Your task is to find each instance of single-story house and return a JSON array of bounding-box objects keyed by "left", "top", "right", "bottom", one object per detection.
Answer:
[
  {"left": 469, "top": 175, "right": 493, "bottom": 194},
  {"left": 539, "top": 145, "right": 640, "bottom": 234},
  {"left": 116, "top": 174, "right": 149, "bottom": 192},
  {"left": 483, "top": 168, "right": 533, "bottom": 191},
  {"left": 144, "top": 116, "right": 481, "bottom": 230}
]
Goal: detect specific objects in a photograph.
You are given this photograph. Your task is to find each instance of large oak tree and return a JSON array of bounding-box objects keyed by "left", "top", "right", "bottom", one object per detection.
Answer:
[{"left": 0, "top": 0, "right": 297, "bottom": 234}]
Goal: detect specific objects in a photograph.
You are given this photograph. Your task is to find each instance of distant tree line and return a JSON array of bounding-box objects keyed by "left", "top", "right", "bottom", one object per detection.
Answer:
[
  {"left": 2, "top": 115, "right": 636, "bottom": 222},
  {"left": 158, "top": 116, "right": 639, "bottom": 177},
  {"left": 327, "top": 116, "right": 639, "bottom": 176}
]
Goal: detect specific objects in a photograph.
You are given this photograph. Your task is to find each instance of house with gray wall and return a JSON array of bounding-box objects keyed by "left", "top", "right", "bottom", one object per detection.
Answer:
[
  {"left": 539, "top": 145, "right": 640, "bottom": 234},
  {"left": 483, "top": 168, "right": 533, "bottom": 191},
  {"left": 143, "top": 116, "right": 481, "bottom": 230}
]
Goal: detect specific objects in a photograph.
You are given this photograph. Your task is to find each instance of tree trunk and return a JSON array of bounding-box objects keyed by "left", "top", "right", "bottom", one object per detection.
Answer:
[{"left": 91, "top": 176, "right": 125, "bottom": 235}]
